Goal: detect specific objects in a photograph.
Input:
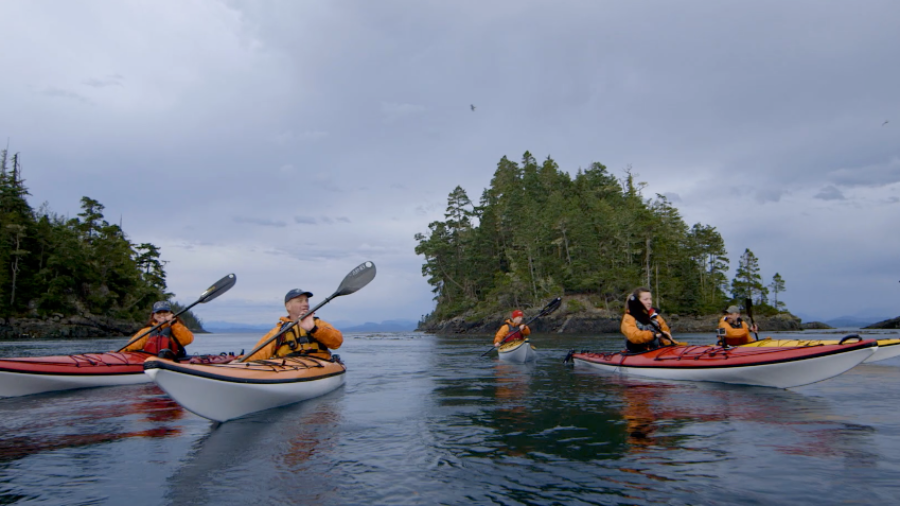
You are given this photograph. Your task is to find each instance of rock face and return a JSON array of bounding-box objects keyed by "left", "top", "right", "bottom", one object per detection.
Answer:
[
  {"left": 802, "top": 321, "right": 834, "bottom": 330},
  {"left": 0, "top": 315, "right": 142, "bottom": 339},
  {"left": 865, "top": 316, "right": 900, "bottom": 330},
  {"left": 419, "top": 307, "right": 803, "bottom": 334}
]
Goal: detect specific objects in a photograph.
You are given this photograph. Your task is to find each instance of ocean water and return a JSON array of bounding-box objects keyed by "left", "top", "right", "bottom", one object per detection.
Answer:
[{"left": 0, "top": 329, "right": 898, "bottom": 505}]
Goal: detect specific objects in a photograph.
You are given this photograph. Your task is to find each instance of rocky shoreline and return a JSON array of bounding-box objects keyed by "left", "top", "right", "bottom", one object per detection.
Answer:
[
  {"left": 0, "top": 315, "right": 142, "bottom": 340},
  {"left": 0, "top": 315, "right": 208, "bottom": 340},
  {"left": 417, "top": 297, "right": 812, "bottom": 335}
]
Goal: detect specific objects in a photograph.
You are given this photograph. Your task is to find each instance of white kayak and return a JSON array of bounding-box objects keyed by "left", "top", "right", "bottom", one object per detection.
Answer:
[
  {"left": 565, "top": 339, "right": 877, "bottom": 388},
  {"left": 498, "top": 339, "right": 536, "bottom": 364},
  {"left": 143, "top": 355, "right": 346, "bottom": 422}
]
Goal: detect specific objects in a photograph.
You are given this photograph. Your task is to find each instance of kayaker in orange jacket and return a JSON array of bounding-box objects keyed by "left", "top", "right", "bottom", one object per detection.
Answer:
[
  {"left": 621, "top": 287, "right": 684, "bottom": 353},
  {"left": 493, "top": 309, "right": 531, "bottom": 347},
  {"left": 122, "top": 301, "right": 194, "bottom": 358},
  {"left": 243, "top": 288, "right": 343, "bottom": 362},
  {"left": 717, "top": 305, "right": 758, "bottom": 346}
]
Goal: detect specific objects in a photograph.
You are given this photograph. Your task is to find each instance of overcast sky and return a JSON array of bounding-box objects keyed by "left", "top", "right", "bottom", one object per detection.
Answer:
[{"left": 1, "top": 0, "right": 898, "bottom": 326}]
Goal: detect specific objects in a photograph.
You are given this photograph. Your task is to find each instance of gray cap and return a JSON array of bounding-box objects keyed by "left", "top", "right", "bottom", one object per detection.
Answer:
[
  {"left": 152, "top": 301, "right": 172, "bottom": 313},
  {"left": 284, "top": 288, "right": 313, "bottom": 303},
  {"left": 725, "top": 305, "right": 741, "bottom": 314}
]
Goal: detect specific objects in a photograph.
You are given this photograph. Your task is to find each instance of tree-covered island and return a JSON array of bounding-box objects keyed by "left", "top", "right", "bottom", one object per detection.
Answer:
[{"left": 416, "top": 152, "right": 801, "bottom": 334}]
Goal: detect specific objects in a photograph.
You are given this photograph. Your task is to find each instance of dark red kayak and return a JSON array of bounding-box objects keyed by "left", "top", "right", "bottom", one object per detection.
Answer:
[
  {"left": 565, "top": 340, "right": 877, "bottom": 388},
  {"left": 0, "top": 352, "right": 234, "bottom": 398}
]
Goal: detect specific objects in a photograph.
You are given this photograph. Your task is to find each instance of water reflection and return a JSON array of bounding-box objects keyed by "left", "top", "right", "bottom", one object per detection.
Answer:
[
  {"left": 0, "top": 384, "right": 184, "bottom": 464},
  {"left": 165, "top": 390, "right": 344, "bottom": 506}
]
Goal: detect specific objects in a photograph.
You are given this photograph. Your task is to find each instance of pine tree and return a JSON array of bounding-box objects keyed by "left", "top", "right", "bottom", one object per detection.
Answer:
[
  {"left": 769, "top": 273, "right": 786, "bottom": 311},
  {"left": 731, "top": 248, "right": 767, "bottom": 305}
]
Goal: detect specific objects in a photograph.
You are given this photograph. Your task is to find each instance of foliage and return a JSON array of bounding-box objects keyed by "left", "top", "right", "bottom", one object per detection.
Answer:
[
  {"left": 0, "top": 149, "right": 203, "bottom": 328},
  {"left": 415, "top": 153, "right": 776, "bottom": 321}
]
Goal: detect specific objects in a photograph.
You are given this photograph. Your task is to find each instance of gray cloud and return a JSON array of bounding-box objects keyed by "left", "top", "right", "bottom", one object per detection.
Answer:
[
  {"left": 814, "top": 185, "right": 846, "bottom": 201},
  {"left": 41, "top": 86, "right": 91, "bottom": 104},
  {"left": 82, "top": 74, "right": 124, "bottom": 88},
  {"left": 233, "top": 216, "right": 287, "bottom": 227},
  {"left": 827, "top": 157, "right": 900, "bottom": 188},
  {"left": 754, "top": 188, "right": 787, "bottom": 204},
  {"left": 4, "top": 0, "right": 900, "bottom": 324}
]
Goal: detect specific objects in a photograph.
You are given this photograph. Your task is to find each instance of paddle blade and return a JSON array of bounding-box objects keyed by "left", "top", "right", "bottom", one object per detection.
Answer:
[
  {"left": 198, "top": 273, "right": 237, "bottom": 303},
  {"left": 335, "top": 261, "right": 376, "bottom": 296},
  {"left": 744, "top": 297, "right": 754, "bottom": 318},
  {"left": 542, "top": 297, "right": 562, "bottom": 316}
]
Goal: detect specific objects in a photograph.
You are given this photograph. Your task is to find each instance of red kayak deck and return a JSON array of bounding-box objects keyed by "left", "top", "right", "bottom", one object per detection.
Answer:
[
  {"left": 571, "top": 340, "right": 877, "bottom": 369},
  {"left": 0, "top": 352, "right": 234, "bottom": 376}
]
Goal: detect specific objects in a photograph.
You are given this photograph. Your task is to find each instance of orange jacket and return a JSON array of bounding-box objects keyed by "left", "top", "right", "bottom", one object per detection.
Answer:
[
  {"left": 621, "top": 313, "right": 672, "bottom": 346},
  {"left": 244, "top": 317, "right": 343, "bottom": 362},
  {"left": 718, "top": 317, "right": 753, "bottom": 346},
  {"left": 122, "top": 321, "right": 194, "bottom": 352},
  {"left": 494, "top": 320, "right": 531, "bottom": 346}
]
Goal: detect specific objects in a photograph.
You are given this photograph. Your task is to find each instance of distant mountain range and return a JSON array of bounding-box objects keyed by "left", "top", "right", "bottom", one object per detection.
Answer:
[
  {"left": 824, "top": 316, "right": 895, "bottom": 328},
  {"left": 203, "top": 319, "right": 418, "bottom": 333}
]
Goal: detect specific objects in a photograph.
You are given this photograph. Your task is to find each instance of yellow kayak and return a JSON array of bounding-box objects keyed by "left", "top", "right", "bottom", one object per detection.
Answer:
[{"left": 739, "top": 335, "right": 900, "bottom": 364}]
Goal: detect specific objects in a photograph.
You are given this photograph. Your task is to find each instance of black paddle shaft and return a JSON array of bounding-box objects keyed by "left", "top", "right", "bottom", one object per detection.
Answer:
[
  {"left": 236, "top": 261, "right": 376, "bottom": 363},
  {"left": 745, "top": 297, "right": 760, "bottom": 341},
  {"left": 118, "top": 273, "right": 237, "bottom": 352}
]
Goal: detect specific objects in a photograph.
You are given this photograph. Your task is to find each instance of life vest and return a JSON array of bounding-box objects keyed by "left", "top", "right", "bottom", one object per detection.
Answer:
[
  {"left": 723, "top": 317, "right": 744, "bottom": 329},
  {"left": 273, "top": 318, "right": 327, "bottom": 357},
  {"left": 502, "top": 320, "right": 525, "bottom": 342},
  {"left": 625, "top": 309, "right": 665, "bottom": 353},
  {"left": 142, "top": 326, "right": 185, "bottom": 358}
]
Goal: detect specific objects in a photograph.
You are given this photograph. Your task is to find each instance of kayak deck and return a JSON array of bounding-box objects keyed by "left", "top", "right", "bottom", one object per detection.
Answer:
[
  {"left": 567, "top": 340, "right": 877, "bottom": 388},
  {"left": 144, "top": 355, "right": 347, "bottom": 422}
]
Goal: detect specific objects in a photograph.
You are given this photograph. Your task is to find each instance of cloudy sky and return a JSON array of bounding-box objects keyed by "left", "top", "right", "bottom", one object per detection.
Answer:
[{"left": 1, "top": 0, "right": 898, "bottom": 326}]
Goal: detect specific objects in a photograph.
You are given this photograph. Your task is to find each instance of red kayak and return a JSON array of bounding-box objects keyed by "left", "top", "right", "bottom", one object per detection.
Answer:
[
  {"left": 0, "top": 352, "right": 234, "bottom": 398},
  {"left": 565, "top": 340, "right": 877, "bottom": 388}
]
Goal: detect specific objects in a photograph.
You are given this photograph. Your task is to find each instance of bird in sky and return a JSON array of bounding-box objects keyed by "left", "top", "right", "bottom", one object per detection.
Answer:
[
  {"left": 883, "top": 120, "right": 889, "bottom": 126},
  {"left": 470, "top": 104, "right": 476, "bottom": 112}
]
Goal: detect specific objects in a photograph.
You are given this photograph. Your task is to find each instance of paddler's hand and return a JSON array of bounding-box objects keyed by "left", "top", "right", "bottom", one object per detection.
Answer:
[
  {"left": 750, "top": 324, "right": 759, "bottom": 333},
  {"left": 297, "top": 313, "right": 316, "bottom": 331},
  {"left": 659, "top": 331, "right": 674, "bottom": 346},
  {"left": 518, "top": 324, "right": 526, "bottom": 331}
]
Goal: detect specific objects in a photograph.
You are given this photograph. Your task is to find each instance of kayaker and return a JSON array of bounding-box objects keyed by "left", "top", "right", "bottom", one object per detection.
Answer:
[
  {"left": 243, "top": 288, "right": 343, "bottom": 361},
  {"left": 122, "top": 301, "right": 194, "bottom": 358},
  {"left": 493, "top": 309, "right": 531, "bottom": 348},
  {"left": 717, "top": 305, "right": 758, "bottom": 346},
  {"left": 621, "top": 287, "right": 684, "bottom": 352}
]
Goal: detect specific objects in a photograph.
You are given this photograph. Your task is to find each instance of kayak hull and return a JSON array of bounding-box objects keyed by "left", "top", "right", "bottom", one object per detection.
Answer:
[
  {"left": 144, "top": 356, "right": 346, "bottom": 422},
  {"left": 570, "top": 341, "right": 877, "bottom": 388},
  {"left": 0, "top": 352, "right": 236, "bottom": 398},
  {"left": 0, "top": 352, "right": 151, "bottom": 397},
  {"left": 740, "top": 338, "right": 900, "bottom": 364},
  {"left": 498, "top": 340, "right": 536, "bottom": 363}
]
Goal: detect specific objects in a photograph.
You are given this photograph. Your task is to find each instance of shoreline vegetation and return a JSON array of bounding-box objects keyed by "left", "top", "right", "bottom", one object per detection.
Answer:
[
  {"left": 415, "top": 152, "right": 898, "bottom": 335},
  {"left": 0, "top": 148, "right": 204, "bottom": 340},
  {"left": 416, "top": 294, "right": 808, "bottom": 334}
]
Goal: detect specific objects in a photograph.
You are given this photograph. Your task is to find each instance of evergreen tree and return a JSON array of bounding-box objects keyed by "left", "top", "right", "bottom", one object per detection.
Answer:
[
  {"left": 731, "top": 248, "right": 768, "bottom": 305},
  {"left": 769, "top": 272, "right": 786, "bottom": 311}
]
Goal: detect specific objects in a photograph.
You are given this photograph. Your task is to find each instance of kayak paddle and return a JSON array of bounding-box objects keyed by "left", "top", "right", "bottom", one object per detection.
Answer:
[
  {"left": 481, "top": 297, "right": 562, "bottom": 357},
  {"left": 237, "top": 261, "right": 376, "bottom": 363},
  {"left": 745, "top": 297, "right": 760, "bottom": 341},
  {"left": 118, "top": 273, "right": 237, "bottom": 352}
]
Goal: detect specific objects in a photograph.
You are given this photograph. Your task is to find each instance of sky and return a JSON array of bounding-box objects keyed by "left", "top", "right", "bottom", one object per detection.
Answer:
[{"left": 1, "top": 0, "right": 898, "bottom": 326}]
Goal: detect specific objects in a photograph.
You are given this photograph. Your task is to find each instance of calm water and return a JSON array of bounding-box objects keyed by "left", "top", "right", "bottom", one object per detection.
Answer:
[{"left": 1, "top": 329, "right": 899, "bottom": 505}]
